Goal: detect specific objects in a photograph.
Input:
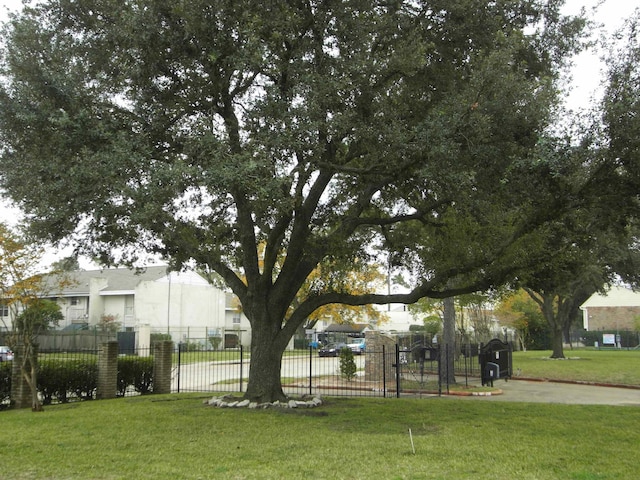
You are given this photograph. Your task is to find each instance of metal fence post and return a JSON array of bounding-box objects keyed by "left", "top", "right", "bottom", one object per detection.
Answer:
[
  {"left": 395, "top": 344, "right": 400, "bottom": 398},
  {"left": 239, "top": 344, "right": 243, "bottom": 393},
  {"left": 382, "top": 344, "right": 386, "bottom": 398},
  {"left": 176, "top": 343, "right": 182, "bottom": 393},
  {"left": 309, "top": 345, "right": 313, "bottom": 396}
]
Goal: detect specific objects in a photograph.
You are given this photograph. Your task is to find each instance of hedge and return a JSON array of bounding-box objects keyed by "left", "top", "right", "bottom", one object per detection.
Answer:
[
  {"left": 38, "top": 358, "right": 98, "bottom": 405},
  {"left": 0, "top": 361, "right": 11, "bottom": 408},
  {"left": 117, "top": 356, "right": 154, "bottom": 396}
]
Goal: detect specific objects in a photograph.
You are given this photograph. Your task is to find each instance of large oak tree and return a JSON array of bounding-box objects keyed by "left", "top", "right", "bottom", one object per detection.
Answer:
[{"left": 0, "top": 0, "right": 584, "bottom": 402}]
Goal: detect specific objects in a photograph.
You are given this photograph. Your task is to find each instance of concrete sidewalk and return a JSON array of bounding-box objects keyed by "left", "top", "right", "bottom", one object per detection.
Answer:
[{"left": 452, "top": 379, "right": 640, "bottom": 406}]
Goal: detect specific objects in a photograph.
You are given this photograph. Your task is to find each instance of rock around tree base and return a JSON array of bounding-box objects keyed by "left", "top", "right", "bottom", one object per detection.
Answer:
[{"left": 205, "top": 394, "right": 323, "bottom": 409}]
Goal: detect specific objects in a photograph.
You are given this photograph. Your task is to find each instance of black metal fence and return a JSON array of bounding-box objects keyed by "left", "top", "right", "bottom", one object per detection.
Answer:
[
  {"left": 172, "top": 341, "right": 485, "bottom": 398},
  {"left": 2, "top": 341, "right": 488, "bottom": 408},
  {"left": 1, "top": 348, "right": 158, "bottom": 408}
]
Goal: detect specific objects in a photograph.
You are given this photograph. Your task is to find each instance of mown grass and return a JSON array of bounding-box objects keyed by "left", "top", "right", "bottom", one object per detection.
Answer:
[
  {"left": 1, "top": 393, "right": 638, "bottom": 480},
  {"left": 512, "top": 349, "right": 640, "bottom": 385}
]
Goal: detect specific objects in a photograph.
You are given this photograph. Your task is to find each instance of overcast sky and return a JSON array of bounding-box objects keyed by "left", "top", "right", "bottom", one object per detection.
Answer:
[{"left": 0, "top": 0, "right": 639, "bottom": 266}]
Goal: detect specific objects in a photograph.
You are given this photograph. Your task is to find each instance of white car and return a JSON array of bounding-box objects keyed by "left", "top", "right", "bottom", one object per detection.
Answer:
[
  {"left": 348, "top": 341, "right": 365, "bottom": 355},
  {"left": 0, "top": 346, "right": 14, "bottom": 362}
]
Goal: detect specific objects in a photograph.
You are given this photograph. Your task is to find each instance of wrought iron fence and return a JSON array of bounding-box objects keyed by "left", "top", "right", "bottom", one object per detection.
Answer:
[
  {"left": 2, "top": 341, "right": 487, "bottom": 408},
  {"left": 172, "top": 342, "right": 485, "bottom": 398}
]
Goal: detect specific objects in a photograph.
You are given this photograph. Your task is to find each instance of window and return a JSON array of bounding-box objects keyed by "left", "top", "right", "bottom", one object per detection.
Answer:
[
  {"left": 0, "top": 303, "right": 8, "bottom": 317},
  {"left": 70, "top": 297, "right": 79, "bottom": 306},
  {"left": 233, "top": 315, "right": 241, "bottom": 324}
]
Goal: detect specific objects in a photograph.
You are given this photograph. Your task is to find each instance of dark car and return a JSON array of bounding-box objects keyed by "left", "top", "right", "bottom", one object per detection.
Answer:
[{"left": 318, "top": 343, "right": 348, "bottom": 357}]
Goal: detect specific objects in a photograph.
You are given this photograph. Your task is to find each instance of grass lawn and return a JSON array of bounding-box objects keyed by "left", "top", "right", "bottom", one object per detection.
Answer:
[
  {"left": 512, "top": 349, "right": 640, "bottom": 385},
  {"left": 1, "top": 393, "right": 639, "bottom": 480}
]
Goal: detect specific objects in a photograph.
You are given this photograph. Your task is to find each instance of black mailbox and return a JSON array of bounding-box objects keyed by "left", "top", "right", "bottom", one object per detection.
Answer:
[
  {"left": 484, "top": 362, "right": 499, "bottom": 387},
  {"left": 479, "top": 339, "right": 512, "bottom": 386}
]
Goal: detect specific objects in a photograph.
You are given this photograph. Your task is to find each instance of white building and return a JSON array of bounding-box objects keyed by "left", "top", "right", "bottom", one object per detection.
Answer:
[{"left": 27, "top": 266, "right": 250, "bottom": 348}]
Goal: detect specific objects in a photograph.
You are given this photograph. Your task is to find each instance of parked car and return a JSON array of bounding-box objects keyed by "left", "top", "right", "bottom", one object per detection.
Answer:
[
  {"left": 348, "top": 340, "right": 365, "bottom": 355},
  {"left": 0, "top": 346, "right": 14, "bottom": 362},
  {"left": 318, "top": 343, "right": 348, "bottom": 357}
]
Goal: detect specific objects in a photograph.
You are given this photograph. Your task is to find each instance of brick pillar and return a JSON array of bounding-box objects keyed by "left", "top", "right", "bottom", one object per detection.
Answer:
[
  {"left": 153, "top": 341, "right": 173, "bottom": 394},
  {"left": 11, "top": 344, "right": 34, "bottom": 409},
  {"left": 365, "top": 332, "right": 396, "bottom": 384},
  {"left": 97, "top": 341, "right": 119, "bottom": 400}
]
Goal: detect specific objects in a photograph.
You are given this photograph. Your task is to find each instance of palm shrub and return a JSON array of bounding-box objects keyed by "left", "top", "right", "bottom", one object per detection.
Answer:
[{"left": 339, "top": 347, "right": 357, "bottom": 381}]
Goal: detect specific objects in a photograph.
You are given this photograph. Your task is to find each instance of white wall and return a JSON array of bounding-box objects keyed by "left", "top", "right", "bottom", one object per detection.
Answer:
[{"left": 135, "top": 272, "right": 227, "bottom": 340}]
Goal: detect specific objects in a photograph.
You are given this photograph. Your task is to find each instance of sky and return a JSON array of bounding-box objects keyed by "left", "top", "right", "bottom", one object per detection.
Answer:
[{"left": 0, "top": 0, "right": 639, "bottom": 269}]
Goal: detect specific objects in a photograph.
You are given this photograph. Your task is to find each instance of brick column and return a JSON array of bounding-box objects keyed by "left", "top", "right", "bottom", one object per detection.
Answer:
[
  {"left": 153, "top": 341, "right": 173, "bottom": 394},
  {"left": 365, "top": 332, "right": 396, "bottom": 384},
  {"left": 97, "top": 341, "right": 119, "bottom": 400}
]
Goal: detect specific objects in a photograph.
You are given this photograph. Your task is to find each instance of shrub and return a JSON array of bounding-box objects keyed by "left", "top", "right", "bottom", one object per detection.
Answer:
[
  {"left": 151, "top": 333, "right": 172, "bottom": 347},
  {"left": 117, "top": 356, "right": 154, "bottom": 396},
  {"left": 38, "top": 358, "right": 98, "bottom": 404},
  {"left": 339, "top": 347, "right": 357, "bottom": 381},
  {"left": 0, "top": 361, "right": 11, "bottom": 407}
]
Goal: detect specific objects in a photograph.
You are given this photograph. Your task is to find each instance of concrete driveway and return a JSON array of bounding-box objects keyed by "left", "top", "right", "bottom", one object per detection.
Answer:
[{"left": 454, "top": 379, "right": 640, "bottom": 406}]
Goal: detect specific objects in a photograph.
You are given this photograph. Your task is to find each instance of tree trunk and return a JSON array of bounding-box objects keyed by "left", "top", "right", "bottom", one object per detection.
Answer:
[
  {"left": 244, "top": 321, "right": 289, "bottom": 404},
  {"left": 20, "top": 344, "right": 43, "bottom": 412},
  {"left": 440, "top": 296, "right": 457, "bottom": 385},
  {"left": 550, "top": 326, "right": 565, "bottom": 358}
]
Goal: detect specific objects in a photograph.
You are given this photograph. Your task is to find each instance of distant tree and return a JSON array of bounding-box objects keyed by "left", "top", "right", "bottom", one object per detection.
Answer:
[
  {"left": 495, "top": 290, "right": 549, "bottom": 351},
  {"left": 50, "top": 256, "right": 80, "bottom": 272}
]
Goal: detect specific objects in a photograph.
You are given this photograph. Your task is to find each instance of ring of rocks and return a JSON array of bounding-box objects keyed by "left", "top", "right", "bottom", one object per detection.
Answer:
[{"left": 205, "top": 394, "right": 323, "bottom": 410}]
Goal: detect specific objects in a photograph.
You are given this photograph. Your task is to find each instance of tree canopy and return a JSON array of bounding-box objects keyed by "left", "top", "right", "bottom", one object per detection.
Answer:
[{"left": 0, "top": 0, "right": 586, "bottom": 402}]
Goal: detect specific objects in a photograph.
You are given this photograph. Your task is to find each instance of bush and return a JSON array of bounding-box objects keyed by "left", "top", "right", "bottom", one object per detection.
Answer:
[
  {"left": 339, "top": 347, "right": 357, "bottom": 381},
  {"left": 0, "top": 361, "right": 11, "bottom": 407},
  {"left": 117, "top": 356, "right": 154, "bottom": 396},
  {"left": 38, "top": 358, "right": 98, "bottom": 405},
  {"left": 151, "top": 333, "right": 172, "bottom": 347}
]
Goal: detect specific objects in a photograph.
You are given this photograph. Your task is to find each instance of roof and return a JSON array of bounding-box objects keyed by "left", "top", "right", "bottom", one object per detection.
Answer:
[
  {"left": 324, "top": 323, "right": 370, "bottom": 333},
  {"left": 42, "top": 266, "right": 171, "bottom": 296},
  {"left": 580, "top": 286, "right": 640, "bottom": 308}
]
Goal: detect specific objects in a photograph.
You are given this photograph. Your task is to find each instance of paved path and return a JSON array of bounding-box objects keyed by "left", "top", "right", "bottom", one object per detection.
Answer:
[{"left": 453, "top": 379, "right": 640, "bottom": 406}]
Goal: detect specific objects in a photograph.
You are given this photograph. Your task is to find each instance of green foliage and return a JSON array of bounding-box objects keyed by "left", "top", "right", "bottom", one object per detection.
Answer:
[
  {"left": 117, "top": 356, "right": 154, "bottom": 396},
  {"left": 37, "top": 358, "right": 98, "bottom": 404},
  {"left": 15, "top": 299, "right": 63, "bottom": 336},
  {"left": 339, "top": 347, "right": 357, "bottom": 381},
  {"left": 0, "top": 360, "right": 11, "bottom": 407},
  {"left": 150, "top": 333, "right": 172, "bottom": 347},
  {"left": 495, "top": 290, "right": 551, "bottom": 350}
]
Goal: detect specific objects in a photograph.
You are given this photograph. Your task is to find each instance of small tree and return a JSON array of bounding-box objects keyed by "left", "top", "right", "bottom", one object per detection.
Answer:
[
  {"left": 0, "top": 224, "right": 63, "bottom": 411},
  {"left": 339, "top": 347, "right": 357, "bottom": 381},
  {"left": 98, "top": 314, "right": 121, "bottom": 333},
  {"left": 13, "top": 299, "right": 63, "bottom": 410}
]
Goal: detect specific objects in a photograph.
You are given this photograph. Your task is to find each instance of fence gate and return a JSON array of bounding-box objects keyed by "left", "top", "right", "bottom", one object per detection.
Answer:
[{"left": 117, "top": 331, "right": 136, "bottom": 355}]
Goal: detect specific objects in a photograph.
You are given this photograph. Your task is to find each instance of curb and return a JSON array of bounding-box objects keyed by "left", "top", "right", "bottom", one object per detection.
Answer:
[{"left": 512, "top": 377, "right": 640, "bottom": 390}]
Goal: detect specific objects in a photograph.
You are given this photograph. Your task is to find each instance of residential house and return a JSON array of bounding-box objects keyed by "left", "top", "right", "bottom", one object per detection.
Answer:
[
  {"left": 7, "top": 266, "right": 251, "bottom": 349},
  {"left": 580, "top": 286, "right": 640, "bottom": 331}
]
